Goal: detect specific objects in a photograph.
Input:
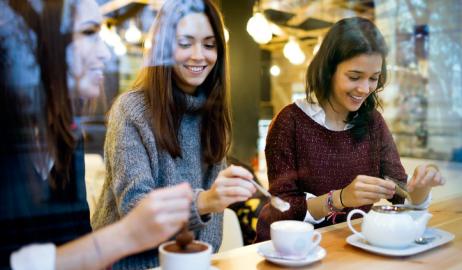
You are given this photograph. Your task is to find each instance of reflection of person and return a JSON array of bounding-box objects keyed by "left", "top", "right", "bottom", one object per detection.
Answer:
[
  {"left": 255, "top": 17, "right": 444, "bottom": 242},
  {"left": 91, "top": 0, "right": 256, "bottom": 269},
  {"left": 0, "top": 0, "right": 193, "bottom": 269}
]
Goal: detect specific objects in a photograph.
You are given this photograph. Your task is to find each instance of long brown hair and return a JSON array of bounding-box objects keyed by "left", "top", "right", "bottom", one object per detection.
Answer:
[
  {"left": 306, "top": 17, "right": 388, "bottom": 140},
  {"left": 133, "top": 0, "right": 230, "bottom": 164},
  {"left": 8, "top": 0, "right": 76, "bottom": 191}
]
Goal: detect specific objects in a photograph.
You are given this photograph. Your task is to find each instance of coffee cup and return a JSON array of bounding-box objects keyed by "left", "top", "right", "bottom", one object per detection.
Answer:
[
  {"left": 270, "top": 220, "right": 322, "bottom": 258},
  {"left": 159, "top": 240, "right": 212, "bottom": 270}
]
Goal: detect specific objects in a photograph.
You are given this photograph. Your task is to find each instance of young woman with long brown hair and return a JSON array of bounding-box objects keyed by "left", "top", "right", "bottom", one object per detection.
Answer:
[
  {"left": 91, "top": 0, "right": 256, "bottom": 269},
  {"left": 0, "top": 0, "right": 193, "bottom": 269},
  {"left": 255, "top": 17, "right": 444, "bottom": 242}
]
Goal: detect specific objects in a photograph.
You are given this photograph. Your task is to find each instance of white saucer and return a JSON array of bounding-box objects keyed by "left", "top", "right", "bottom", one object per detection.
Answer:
[
  {"left": 346, "top": 227, "right": 454, "bottom": 257},
  {"left": 257, "top": 242, "right": 326, "bottom": 267},
  {"left": 158, "top": 266, "right": 218, "bottom": 270}
]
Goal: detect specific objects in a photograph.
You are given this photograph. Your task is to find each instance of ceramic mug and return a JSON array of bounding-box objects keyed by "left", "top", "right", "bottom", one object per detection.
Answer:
[
  {"left": 270, "top": 220, "right": 322, "bottom": 258},
  {"left": 159, "top": 240, "right": 212, "bottom": 270}
]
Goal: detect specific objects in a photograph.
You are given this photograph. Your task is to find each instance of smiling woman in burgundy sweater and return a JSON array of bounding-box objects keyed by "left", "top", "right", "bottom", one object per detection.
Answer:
[{"left": 255, "top": 17, "right": 444, "bottom": 242}]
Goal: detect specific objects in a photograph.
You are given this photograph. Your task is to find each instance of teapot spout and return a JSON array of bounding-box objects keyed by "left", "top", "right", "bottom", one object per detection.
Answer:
[{"left": 416, "top": 212, "right": 432, "bottom": 227}]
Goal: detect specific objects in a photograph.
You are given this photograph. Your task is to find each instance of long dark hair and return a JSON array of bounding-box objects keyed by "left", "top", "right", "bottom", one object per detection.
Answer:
[
  {"left": 306, "top": 17, "right": 388, "bottom": 140},
  {"left": 133, "top": 0, "right": 230, "bottom": 164},
  {"left": 5, "top": 0, "right": 76, "bottom": 191}
]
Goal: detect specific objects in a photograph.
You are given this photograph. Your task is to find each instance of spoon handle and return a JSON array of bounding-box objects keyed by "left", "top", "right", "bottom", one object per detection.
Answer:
[{"left": 248, "top": 178, "right": 271, "bottom": 198}]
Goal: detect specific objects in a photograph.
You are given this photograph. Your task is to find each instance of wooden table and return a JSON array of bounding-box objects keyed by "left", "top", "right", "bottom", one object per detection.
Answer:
[{"left": 211, "top": 194, "right": 462, "bottom": 270}]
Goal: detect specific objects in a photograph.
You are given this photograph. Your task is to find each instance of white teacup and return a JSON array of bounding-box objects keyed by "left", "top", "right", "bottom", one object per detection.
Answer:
[
  {"left": 270, "top": 220, "right": 322, "bottom": 258},
  {"left": 159, "top": 240, "right": 212, "bottom": 270}
]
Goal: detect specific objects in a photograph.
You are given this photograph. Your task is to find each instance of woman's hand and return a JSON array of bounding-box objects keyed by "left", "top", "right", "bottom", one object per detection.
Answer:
[
  {"left": 407, "top": 164, "right": 445, "bottom": 204},
  {"left": 197, "top": 165, "right": 257, "bottom": 215},
  {"left": 407, "top": 164, "right": 444, "bottom": 192},
  {"left": 120, "top": 183, "right": 193, "bottom": 253},
  {"left": 341, "top": 175, "right": 395, "bottom": 207}
]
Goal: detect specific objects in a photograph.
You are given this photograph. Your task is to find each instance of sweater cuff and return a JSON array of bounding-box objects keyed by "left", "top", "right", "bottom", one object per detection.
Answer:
[
  {"left": 10, "top": 243, "right": 56, "bottom": 270},
  {"left": 303, "top": 192, "right": 325, "bottom": 224},
  {"left": 405, "top": 191, "right": 432, "bottom": 209},
  {"left": 189, "top": 188, "right": 212, "bottom": 230}
]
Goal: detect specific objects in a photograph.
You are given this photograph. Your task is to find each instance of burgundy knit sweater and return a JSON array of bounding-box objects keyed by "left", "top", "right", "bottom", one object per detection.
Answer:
[{"left": 255, "top": 103, "right": 407, "bottom": 242}]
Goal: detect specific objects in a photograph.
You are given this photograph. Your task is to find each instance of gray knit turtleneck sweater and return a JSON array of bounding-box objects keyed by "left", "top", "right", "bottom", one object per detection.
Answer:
[{"left": 91, "top": 90, "right": 225, "bottom": 270}]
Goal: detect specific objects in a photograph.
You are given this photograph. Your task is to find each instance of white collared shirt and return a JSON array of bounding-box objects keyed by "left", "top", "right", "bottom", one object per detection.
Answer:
[
  {"left": 293, "top": 99, "right": 431, "bottom": 224},
  {"left": 294, "top": 98, "right": 354, "bottom": 131}
]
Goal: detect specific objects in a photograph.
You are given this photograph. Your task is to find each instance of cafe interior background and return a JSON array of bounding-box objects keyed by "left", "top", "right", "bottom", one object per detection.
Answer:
[{"left": 83, "top": 0, "right": 462, "bottom": 248}]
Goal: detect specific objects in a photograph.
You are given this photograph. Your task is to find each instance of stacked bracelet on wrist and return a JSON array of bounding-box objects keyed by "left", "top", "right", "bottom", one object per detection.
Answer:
[{"left": 326, "top": 190, "right": 345, "bottom": 224}]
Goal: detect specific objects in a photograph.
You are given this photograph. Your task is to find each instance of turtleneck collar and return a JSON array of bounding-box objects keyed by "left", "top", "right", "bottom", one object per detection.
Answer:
[{"left": 174, "top": 84, "right": 207, "bottom": 113}]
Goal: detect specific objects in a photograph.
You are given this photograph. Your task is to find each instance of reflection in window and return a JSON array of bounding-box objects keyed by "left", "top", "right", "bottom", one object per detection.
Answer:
[{"left": 376, "top": 0, "right": 462, "bottom": 161}]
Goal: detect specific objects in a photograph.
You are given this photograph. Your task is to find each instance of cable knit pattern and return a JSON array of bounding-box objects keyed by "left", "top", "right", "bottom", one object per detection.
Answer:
[
  {"left": 91, "top": 90, "right": 225, "bottom": 270},
  {"left": 255, "top": 103, "right": 407, "bottom": 242}
]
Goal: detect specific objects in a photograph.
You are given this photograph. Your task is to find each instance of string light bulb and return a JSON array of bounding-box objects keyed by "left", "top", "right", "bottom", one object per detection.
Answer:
[
  {"left": 125, "top": 20, "right": 142, "bottom": 44},
  {"left": 283, "top": 37, "right": 305, "bottom": 65},
  {"left": 246, "top": 12, "right": 272, "bottom": 44}
]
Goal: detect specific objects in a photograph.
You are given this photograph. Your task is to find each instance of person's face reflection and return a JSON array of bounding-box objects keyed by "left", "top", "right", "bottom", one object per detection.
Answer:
[
  {"left": 172, "top": 12, "right": 217, "bottom": 95},
  {"left": 67, "top": 0, "right": 110, "bottom": 99}
]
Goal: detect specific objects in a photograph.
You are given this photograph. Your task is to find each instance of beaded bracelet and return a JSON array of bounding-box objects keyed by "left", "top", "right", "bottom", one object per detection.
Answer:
[{"left": 326, "top": 190, "right": 345, "bottom": 224}]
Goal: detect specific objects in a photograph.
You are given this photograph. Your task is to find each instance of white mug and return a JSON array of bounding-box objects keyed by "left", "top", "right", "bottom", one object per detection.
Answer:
[
  {"left": 159, "top": 240, "right": 212, "bottom": 270},
  {"left": 270, "top": 220, "right": 322, "bottom": 258}
]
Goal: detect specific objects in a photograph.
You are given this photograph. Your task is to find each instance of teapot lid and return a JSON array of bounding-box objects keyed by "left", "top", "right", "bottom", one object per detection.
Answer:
[{"left": 371, "top": 205, "right": 422, "bottom": 214}]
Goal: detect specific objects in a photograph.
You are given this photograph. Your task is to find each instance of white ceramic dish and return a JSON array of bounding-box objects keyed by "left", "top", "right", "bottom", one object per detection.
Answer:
[
  {"left": 157, "top": 265, "right": 218, "bottom": 270},
  {"left": 346, "top": 227, "right": 454, "bottom": 257},
  {"left": 257, "top": 241, "right": 326, "bottom": 267}
]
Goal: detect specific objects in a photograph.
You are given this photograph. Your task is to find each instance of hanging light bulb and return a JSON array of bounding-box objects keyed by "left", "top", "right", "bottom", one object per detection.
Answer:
[
  {"left": 270, "top": 22, "right": 284, "bottom": 36},
  {"left": 270, "top": 65, "right": 281, "bottom": 76},
  {"left": 125, "top": 20, "right": 142, "bottom": 44},
  {"left": 313, "top": 36, "right": 322, "bottom": 55},
  {"left": 102, "top": 25, "right": 122, "bottom": 48},
  {"left": 246, "top": 12, "right": 272, "bottom": 44},
  {"left": 224, "top": 27, "right": 230, "bottom": 43},
  {"left": 144, "top": 38, "right": 152, "bottom": 49},
  {"left": 283, "top": 37, "right": 305, "bottom": 65},
  {"left": 100, "top": 24, "right": 112, "bottom": 44},
  {"left": 114, "top": 42, "right": 127, "bottom": 56}
]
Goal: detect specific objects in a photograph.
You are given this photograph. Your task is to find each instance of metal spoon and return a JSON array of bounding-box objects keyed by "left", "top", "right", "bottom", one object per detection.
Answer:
[
  {"left": 415, "top": 236, "right": 436, "bottom": 245},
  {"left": 248, "top": 179, "right": 290, "bottom": 212},
  {"left": 175, "top": 223, "right": 194, "bottom": 250}
]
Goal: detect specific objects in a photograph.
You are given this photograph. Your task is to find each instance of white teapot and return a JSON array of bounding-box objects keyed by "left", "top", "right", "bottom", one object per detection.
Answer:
[{"left": 347, "top": 205, "right": 432, "bottom": 249}]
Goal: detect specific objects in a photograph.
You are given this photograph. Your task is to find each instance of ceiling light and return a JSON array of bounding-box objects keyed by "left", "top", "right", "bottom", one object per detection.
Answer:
[
  {"left": 224, "top": 27, "right": 230, "bottom": 43},
  {"left": 114, "top": 43, "right": 127, "bottom": 56},
  {"left": 283, "top": 37, "right": 305, "bottom": 65},
  {"left": 144, "top": 39, "right": 152, "bottom": 49},
  {"left": 270, "top": 65, "right": 281, "bottom": 76},
  {"left": 125, "top": 20, "right": 142, "bottom": 44},
  {"left": 246, "top": 12, "right": 272, "bottom": 44}
]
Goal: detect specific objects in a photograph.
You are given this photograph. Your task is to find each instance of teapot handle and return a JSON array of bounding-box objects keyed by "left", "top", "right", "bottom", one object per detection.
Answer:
[{"left": 347, "top": 209, "right": 366, "bottom": 239}]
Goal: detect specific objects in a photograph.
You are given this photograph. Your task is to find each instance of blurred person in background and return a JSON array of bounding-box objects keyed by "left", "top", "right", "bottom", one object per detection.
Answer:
[
  {"left": 255, "top": 17, "right": 444, "bottom": 242},
  {"left": 0, "top": 0, "right": 193, "bottom": 269},
  {"left": 91, "top": 0, "right": 256, "bottom": 269}
]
